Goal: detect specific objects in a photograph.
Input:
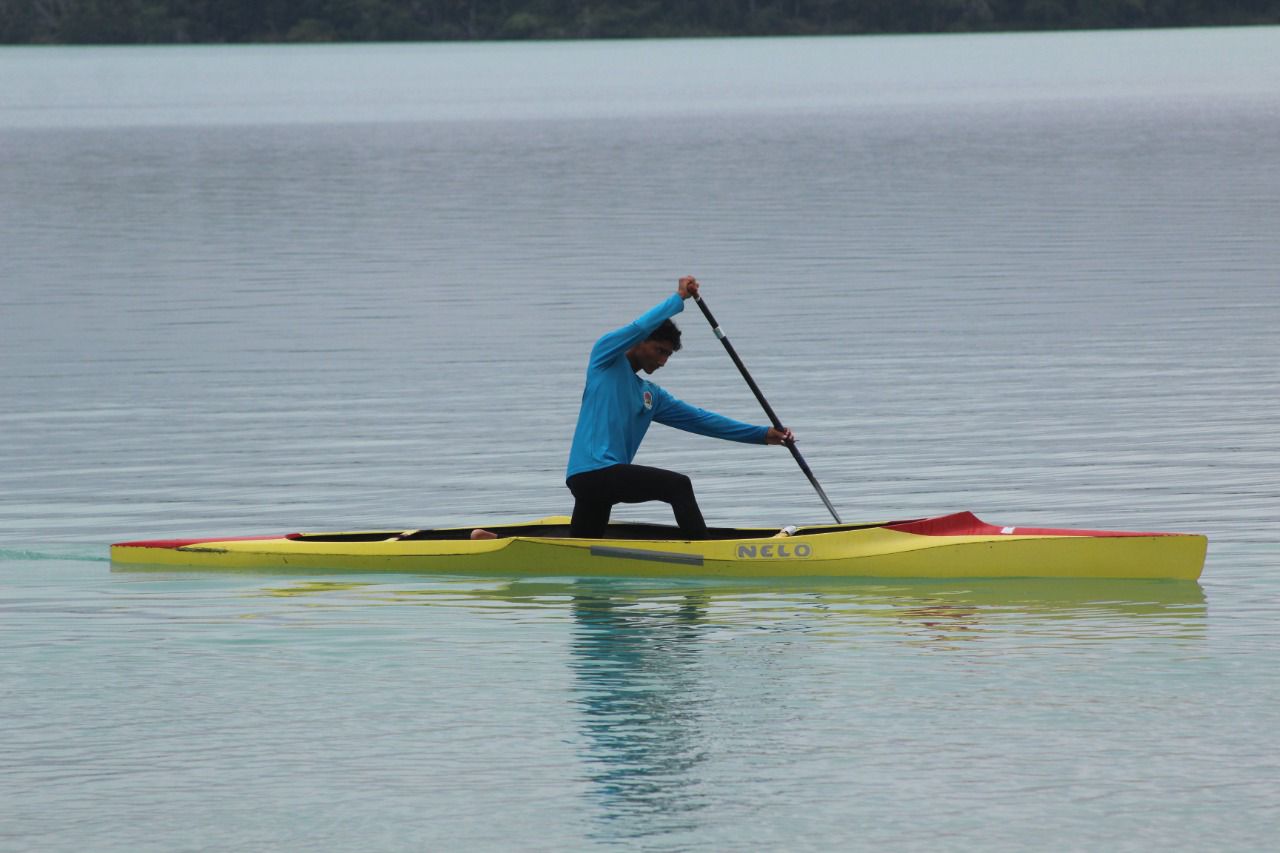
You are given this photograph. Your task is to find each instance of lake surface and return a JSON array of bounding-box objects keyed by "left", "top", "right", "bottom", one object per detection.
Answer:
[{"left": 3, "top": 28, "right": 1279, "bottom": 851}]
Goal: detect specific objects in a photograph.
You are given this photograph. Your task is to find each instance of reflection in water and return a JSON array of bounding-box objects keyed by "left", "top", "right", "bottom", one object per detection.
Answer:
[
  {"left": 139, "top": 569, "right": 1205, "bottom": 845},
  {"left": 558, "top": 578, "right": 1204, "bottom": 843},
  {"left": 568, "top": 589, "right": 713, "bottom": 844},
  {"left": 167, "top": 570, "right": 1207, "bottom": 651},
  {"left": 240, "top": 575, "right": 1207, "bottom": 617},
  {"left": 114, "top": 568, "right": 1209, "bottom": 654},
  {"left": 874, "top": 578, "right": 1208, "bottom": 650}
]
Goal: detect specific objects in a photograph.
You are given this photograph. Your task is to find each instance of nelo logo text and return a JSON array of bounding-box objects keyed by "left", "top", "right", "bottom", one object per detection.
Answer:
[{"left": 737, "top": 543, "right": 812, "bottom": 559}]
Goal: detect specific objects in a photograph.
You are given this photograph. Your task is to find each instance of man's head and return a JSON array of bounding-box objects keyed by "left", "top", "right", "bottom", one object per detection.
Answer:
[
  {"left": 649, "top": 319, "right": 681, "bottom": 352},
  {"left": 628, "top": 320, "right": 682, "bottom": 374}
]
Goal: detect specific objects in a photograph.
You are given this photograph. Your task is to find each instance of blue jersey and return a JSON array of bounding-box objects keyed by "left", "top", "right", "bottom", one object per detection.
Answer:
[{"left": 566, "top": 294, "right": 769, "bottom": 480}]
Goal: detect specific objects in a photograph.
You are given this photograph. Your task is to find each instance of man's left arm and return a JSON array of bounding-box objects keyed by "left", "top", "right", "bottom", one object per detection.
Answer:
[{"left": 653, "top": 392, "right": 770, "bottom": 444}]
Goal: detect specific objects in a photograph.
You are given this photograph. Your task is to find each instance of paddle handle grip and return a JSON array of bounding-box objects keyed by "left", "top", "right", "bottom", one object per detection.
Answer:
[{"left": 693, "top": 295, "right": 843, "bottom": 524}]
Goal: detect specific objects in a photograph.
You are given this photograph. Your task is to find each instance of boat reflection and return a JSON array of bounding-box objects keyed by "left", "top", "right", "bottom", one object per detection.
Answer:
[
  {"left": 113, "top": 563, "right": 1207, "bottom": 644},
  {"left": 133, "top": 569, "right": 1204, "bottom": 840},
  {"left": 547, "top": 577, "right": 1205, "bottom": 840},
  {"left": 432, "top": 575, "right": 1207, "bottom": 626}
]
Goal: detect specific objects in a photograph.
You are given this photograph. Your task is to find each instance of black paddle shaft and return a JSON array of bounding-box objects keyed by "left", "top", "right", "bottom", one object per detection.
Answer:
[{"left": 692, "top": 295, "right": 843, "bottom": 524}]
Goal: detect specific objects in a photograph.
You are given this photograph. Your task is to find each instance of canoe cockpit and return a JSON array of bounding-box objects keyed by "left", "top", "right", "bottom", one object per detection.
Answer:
[{"left": 287, "top": 521, "right": 882, "bottom": 543}]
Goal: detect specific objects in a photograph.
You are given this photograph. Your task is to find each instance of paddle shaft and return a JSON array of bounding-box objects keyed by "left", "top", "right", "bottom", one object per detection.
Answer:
[{"left": 692, "top": 295, "right": 843, "bottom": 524}]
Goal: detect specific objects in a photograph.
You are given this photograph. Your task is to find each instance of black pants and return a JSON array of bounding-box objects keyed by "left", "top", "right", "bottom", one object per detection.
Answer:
[{"left": 567, "top": 464, "right": 708, "bottom": 539}]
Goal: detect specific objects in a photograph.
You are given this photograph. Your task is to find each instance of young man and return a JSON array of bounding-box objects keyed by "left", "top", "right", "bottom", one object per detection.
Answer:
[{"left": 565, "top": 276, "right": 792, "bottom": 539}]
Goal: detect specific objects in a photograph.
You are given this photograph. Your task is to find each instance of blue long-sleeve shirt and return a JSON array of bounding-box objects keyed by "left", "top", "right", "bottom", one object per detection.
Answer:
[{"left": 566, "top": 294, "right": 769, "bottom": 480}]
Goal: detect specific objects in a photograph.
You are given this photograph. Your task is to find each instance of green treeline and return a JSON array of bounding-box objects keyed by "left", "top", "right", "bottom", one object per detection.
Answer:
[{"left": 3, "top": 0, "right": 1279, "bottom": 44}]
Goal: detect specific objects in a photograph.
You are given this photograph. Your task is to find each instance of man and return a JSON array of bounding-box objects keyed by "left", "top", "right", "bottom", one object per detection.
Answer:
[{"left": 565, "top": 276, "right": 792, "bottom": 539}]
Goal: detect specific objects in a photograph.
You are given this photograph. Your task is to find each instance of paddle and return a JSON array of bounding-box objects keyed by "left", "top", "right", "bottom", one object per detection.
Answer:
[{"left": 692, "top": 294, "right": 843, "bottom": 524}]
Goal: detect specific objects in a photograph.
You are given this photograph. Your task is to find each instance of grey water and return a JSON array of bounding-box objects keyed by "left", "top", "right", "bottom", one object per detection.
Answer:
[{"left": 2, "top": 28, "right": 1279, "bottom": 851}]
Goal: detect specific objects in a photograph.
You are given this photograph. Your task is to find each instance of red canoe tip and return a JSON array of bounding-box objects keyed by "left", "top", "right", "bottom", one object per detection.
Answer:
[
  {"left": 112, "top": 534, "right": 295, "bottom": 550},
  {"left": 886, "top": 511, "right": 1184, "bottom": 538}
]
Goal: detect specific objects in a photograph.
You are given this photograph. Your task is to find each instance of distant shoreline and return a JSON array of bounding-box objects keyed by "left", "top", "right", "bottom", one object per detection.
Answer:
[{"left": 4, "top": 1, "right": 1279, "bottom": 46}]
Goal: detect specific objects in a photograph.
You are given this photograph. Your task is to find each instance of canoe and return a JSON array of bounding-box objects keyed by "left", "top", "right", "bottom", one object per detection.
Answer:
[{"left": 110, "top": 511, "right": 1206, "bottom": 580}]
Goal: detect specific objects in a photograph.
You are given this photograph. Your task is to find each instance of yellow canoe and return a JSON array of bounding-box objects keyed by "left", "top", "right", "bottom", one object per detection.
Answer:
[{"left": 110, "top": 511, "right": 1206, "bottom": 580}]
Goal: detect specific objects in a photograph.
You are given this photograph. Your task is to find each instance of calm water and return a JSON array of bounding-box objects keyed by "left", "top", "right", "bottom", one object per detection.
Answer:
[{"left": 3, "top": 28, "right": 1280, "bottom": 851}]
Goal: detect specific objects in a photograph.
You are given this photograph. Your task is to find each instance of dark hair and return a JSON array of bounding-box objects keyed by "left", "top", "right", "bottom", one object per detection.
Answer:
[{"left": 648, "top": 319, "right": 682, "bottom": 351}]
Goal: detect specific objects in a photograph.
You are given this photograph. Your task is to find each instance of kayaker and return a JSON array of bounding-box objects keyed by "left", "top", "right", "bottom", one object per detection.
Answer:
[{"left": 564, "top": 276, "right": 792, "bottom": 539}]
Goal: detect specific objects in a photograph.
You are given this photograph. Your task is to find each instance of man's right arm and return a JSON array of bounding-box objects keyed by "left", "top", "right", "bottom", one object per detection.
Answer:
[{"left": 588, "top": 290, "right": 686, "bottom": 369}]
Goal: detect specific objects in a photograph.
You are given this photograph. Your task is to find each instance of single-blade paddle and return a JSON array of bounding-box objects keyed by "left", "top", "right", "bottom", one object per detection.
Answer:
[{"left": 693, "top": 294, "right": 843, "bottom": 524}]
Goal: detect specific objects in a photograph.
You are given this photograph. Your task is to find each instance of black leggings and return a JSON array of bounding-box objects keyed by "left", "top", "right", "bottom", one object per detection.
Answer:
[{"left": 567, "top": 464, "right": 708, "bottom": 539}]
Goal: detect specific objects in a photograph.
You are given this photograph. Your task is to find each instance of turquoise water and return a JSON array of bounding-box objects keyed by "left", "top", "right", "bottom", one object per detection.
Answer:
[
  {"left": 3, "top": 28, "right": 1280, "bottom": 850},
  {"left": 7, "top": 557, "right": 1266, "bottom": 850}
]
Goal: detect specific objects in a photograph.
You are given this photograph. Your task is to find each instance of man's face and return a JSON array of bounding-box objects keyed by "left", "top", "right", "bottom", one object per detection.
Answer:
[{"left": 632, "top": 339, "right": 675, "bottom": 374}]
